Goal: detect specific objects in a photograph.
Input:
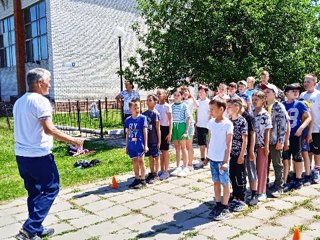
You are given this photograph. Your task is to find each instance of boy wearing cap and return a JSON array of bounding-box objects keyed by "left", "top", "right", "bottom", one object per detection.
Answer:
[
  {"left": 283, "top": 83, "right": 311, "bottom": 191},
  {"left": 264, "top": 84, "right": 290, "bottom": 197},
  {"left": 237, "top": 80, "right": 250, "bottom": 103}
]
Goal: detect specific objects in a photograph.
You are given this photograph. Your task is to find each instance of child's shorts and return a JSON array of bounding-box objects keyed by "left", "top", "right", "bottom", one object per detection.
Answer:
[
  {"left": 172, "top": 122, "right": 190, "bottom": 141},
  {"left": 209, "top": 159, "right": 229, "bottom": 186},
  {"left": 196, "top": 127, "right": 208, "bottom": 146},
  {"left": 245, "top": 153, "right": 257, "bottom": 183},
  {"left": 128, "top": 148, "right": 145, "bottom": 159},
  {"left": 282, "top": 136, "right": 302, "bottom": 162},
  {"left": 145, "top": 144, "right": 161, "bottom": 157},
  {"left": 310, "top": 133, "right": 320, "bottom": 155},
  {"left": 160, "top": 125, "right": 170, "bottom": 151}
]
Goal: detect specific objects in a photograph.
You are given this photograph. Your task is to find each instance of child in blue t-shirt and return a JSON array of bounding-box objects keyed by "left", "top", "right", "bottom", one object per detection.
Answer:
[
  {"left": 143, "top": 94, "right": 161, "bottom": 184},
  {"left": 282, "top": 83, "right": 311, "bottom": 191},
  {"left": 125, "top": 100, "right": 148, "bottom": 189}
]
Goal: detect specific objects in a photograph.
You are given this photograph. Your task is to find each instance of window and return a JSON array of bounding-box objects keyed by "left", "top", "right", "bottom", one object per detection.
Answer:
[
  {"left": 24, "top": 1, "right": 48, "bottom": 62},
  {"left": 0, "top": 16, "right": 16, "bottom": 68}
]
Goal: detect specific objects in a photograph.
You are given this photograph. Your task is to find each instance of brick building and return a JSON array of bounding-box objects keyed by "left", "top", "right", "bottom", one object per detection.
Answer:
[{"left": 0, "top": 0, "right": 145, "bottom": 101}]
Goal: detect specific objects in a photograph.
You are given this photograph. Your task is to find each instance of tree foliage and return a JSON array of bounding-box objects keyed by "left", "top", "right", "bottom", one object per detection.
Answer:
[{"left": 123, "top": 0, "right": 320, "bottom": 90}]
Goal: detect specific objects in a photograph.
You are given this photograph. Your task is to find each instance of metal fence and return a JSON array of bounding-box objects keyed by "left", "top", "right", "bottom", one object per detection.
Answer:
[{"left": 1, "top": 98, "right": 149, "bottom": 138}]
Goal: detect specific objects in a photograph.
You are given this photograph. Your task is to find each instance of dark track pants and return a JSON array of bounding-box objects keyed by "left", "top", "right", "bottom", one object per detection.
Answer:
[
  {"left": 16, "top": 154, "right": 60, "bottom": 236},
  {"left": 230, "top": 155, "right": 247, "bottom": 201}
]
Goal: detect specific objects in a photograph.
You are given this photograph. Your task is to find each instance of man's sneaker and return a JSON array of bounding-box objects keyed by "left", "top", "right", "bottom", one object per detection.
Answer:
[
  {"left": 39, "top": 228, "right": 55, "bottom": 238},
  {"left": 302, "top": 175, "right": 312, "bottom": 186},
  {"left": 15, "top": 229, "right": 42, "bottom": 240},
  {"left": 129, "top": 178, "right": 141, "bottom": 189},
  {"left": 292, "top": 180, "right": 302, "bottom": 190},
  {"left": 257, "top": 193, "right": 267, "bottom": 202},
  {"left": 213, "top": 208, "right": 231, "bottom": 221},
  {"left": 233, "top": 201, "right": 247, "bottom": 212},
  {"left": 271, "top": 187, "right": 283, "bottom": 198},
  {"left": 228, "top": 199, "right": 239, "bottom": 212},
  {"left": 159, "top": 172, "right": 170, "bottom": 180},
  {"left": 311, "top": 169, "right": 320, "bottom": 184},
  {"left": 171, "top": 166, "right": 183, "bottom": 176},
  {"left": 145, "top": 173, "right": 155, "bottom": 184},
  {"left": 194, "top": 160, "right": 204, "bottom": 169},
  {"left": 208, "top": 205, "right": 220, "bottom": 219},
  {"left": 248, "top": 195, "right": 259, "bottom": 206}
]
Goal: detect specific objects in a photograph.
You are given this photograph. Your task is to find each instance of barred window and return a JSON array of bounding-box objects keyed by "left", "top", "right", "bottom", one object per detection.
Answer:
[
  {"left": 24, "top": 0, "right": 48, "bottom": 62},
  {"left": 0, "top": 16, "right": 16, "bottom": 68}
]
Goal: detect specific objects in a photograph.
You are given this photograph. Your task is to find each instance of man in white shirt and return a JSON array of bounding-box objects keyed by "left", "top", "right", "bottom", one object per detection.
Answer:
[{"left": 14, "top": 68, "right": 84, "bottom": 240}]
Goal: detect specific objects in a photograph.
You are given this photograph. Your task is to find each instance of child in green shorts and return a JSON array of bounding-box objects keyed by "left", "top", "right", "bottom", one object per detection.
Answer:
[{"left": 170, "top": 89, "right": 191, "bottom": 177}]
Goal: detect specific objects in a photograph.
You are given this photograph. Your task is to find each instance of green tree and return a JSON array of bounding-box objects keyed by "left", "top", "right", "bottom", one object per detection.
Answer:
[{"left": 123, "top": 0, "right": 320, "bottom": 90}]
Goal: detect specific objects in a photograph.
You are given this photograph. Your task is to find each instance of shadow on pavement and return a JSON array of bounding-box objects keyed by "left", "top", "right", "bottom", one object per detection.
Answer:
[{"left": 136, "top": 202, "right": 213, "bottom": 238}]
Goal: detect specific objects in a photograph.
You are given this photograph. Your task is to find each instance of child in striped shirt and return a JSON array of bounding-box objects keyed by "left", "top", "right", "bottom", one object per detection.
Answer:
[{"left": 170, "top": 89, "right": 191, "bottom": 177}]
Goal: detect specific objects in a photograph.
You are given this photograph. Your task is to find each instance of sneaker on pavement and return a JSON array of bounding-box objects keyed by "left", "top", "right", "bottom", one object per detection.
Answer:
[
  {"left": 248, "top": 195, "right": 259, "bottom": 206},
  {"left": 311, "top": 169, "right": 320, "bottom": 184},
  {"left": 15, "top": 229, "right": 42, "bottom": 240},
  {"left": 177, "top": 167, "right": 188, "bottom": 177},
  {"left": 228, "top": 199, "right": 239, "bottom": 212},
  {"left": 129, "top": 178, "right": 141, "bottom": 189},
  {"left": 145, "top": 173, "right": 155, "bottom": 184},
  {"left": 257, "top": 193, "right": 267, "bottom": 202},
  {"left": 194, "top": 160, "right": 204, "bottom": 169},
  {"left": 213, "top": 208, "right": 231, "bottom": 221},
  {"left": 171, "top": 166, "right": 183, "bottom": 176},
  {"left": 292, "top": 180, "right": 302, "bottom": 190},
  {"left": 303, "top": 176, "right": 312, "bottom": 186},
  {"left": 188, "top": 165, "right": 194, "bottom": 172},
  {"left": 283, "top": 182, "right": 293, "bottom": 193},
  {"left": 135, "top": 179, "right": 146, "bottom": 189},
  {"left": 39, "top": 228, "right": 55, "bottom": 238},
  {"left": 159, "top": 172, "right": 170, "bottom": 180},
  {"left": 233, "top": 200, "right": 247, "bottom": 212},
  {"left": 271, "top": 187, "right": 283, "bottom": 198},
  {"left": 208, "top": 205, "right": 220, "bottom": 219},
  {"left": 149, "top": 173, "right": 159, "bottom": 184}
]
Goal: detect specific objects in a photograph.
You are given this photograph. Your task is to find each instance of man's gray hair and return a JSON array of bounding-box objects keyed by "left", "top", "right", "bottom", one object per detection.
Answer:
[{"left": 27, "top": 68, "right": 51, "bottom": 87}]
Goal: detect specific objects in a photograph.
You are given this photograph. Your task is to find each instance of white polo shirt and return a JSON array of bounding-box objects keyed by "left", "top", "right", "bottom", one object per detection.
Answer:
[{"left": 13, "top": 92, "right": 53, "bottom": 157}]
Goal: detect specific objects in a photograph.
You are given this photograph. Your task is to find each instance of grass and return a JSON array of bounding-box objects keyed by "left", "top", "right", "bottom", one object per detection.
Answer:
[{"left": 0, "top": 117, "right": 132, "bottom": 203}]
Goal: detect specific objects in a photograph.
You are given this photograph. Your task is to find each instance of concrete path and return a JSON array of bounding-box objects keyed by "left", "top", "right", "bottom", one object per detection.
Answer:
[{"left": 1, "top": 166, "right": 320, "bottom": 240}]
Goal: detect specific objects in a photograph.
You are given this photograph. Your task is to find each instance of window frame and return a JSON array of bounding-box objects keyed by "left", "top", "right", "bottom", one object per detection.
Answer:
[
  {"left": 24, "top": 0, "right": 48, "bottom": 63},
  {"left": 0, "top": 15, "right": 16, "bottom": 68}
]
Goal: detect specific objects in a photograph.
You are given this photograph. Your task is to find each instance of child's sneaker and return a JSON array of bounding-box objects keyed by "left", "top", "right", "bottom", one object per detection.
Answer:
[
  {"left": 159, "top": 172, "right": 170, "bottom": 180},
  {"left": 233, "top": 201, "right": 247, "bottom": 212},
  {"left": 311, "top": 169, "right": 320, "bottom": 184},
  {"left": 171, "top": 166, "right": 183, "bottom": 176},
  {"left": 257, "top": 193, "right": 267, "bottom": 202},
  {"left": 149, "top": 173, "right": 159, "bottom": 184},
  {"left": 145, "top": 173, "right": 155, "bottom": 184},
  {"left": 248, "top": 195, "right": 259, "bottom": 206},
  {"left": 228, "top": 199, "right": 239, "bottom": 212},
  {"left": 270, "top": 187, "right": 283, "bottom": 198},
  {"left": 177, "top": 167, "right": 188, "bottom": 177},
  {"left": 292, "top": 180, "right": 302, "bottom": 190},
  {"left": 194, "top": 160, "right": 204, "bottom": 169},
  {"left": 129, "top": 178, "right": 141, "bottom": 189},
  {"left": 188, "top": 165, "right": 194, "bottom": 172},
  {"left": 208, "top": 205, "right": 220, "bottom": 219},
  {"left": 213, "top": 208, "right": 231, "bottom": 221},
  {"left": 302, "top": 175, "right": 312, "bottom": 186}
]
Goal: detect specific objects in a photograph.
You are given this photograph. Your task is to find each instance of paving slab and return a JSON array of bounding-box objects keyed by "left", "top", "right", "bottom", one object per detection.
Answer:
[
  {"left": 293, "top": 208, "right": 318, "bottom": 221},
  {"left": 248, "top": 206, "right": 277, "bottom": 220},
  {"left": 82, "top": 198, "right": 114, "bottom": 212},
  {"left": 56, "top": 209, "right": 87, "bottom": 220},
  {"left": 0, "top": 214, "right": 16, "bottom": 227},
  {"left": 108, "top": 192, "right": 138, "bottom": 204},
  {"left": 83, "top": 220, "right": 123, "bottom": 236},
  {"left": 276, "top": 215, "right": 305, "bottom": 229},
  {"left": 232, "top": 233, "right": 264, "bottom": 240},
  {"left": 200, "top": 224, "right": 240, "bottom": 239},
  {"left": 256, "top": 224, "right": 289, "bottom": 239},
  {"left": 114, "top": 213, "right": 150, "bottom": 227},
  {"left": 223, "top": 216, "right": 263, "bottom": 231},
  {"left": 68, "top": 214, "right": 103, "bottom": 228},
  {"left": 50, "top": 229, "right": 91, "bottom": 240},
  {"left": 263, "top": 199, "right": 294, "bottom": 210},
  {"left": 95, "top": 204, "right": 131, "bottom": 219},
  {"left": 141, "top": 203, "right": 173, "bottom": 218},
  {"left": 0, "top": 222, "right": 22, "bottom": 239},
  {"left": 123, "top": 197, "right": 154, "bottom": 210},
  {"left": 71, "top": 194, "right": 102, "bottom": 206}
]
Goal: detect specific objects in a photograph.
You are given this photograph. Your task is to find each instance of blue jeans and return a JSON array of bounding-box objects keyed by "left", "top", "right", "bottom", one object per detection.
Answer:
[
  {"left": 16, "top": 154, "right": 60, "bottom": 235},
  {"left": 209, "top": 160, "right": 230, "bottom": 186}
]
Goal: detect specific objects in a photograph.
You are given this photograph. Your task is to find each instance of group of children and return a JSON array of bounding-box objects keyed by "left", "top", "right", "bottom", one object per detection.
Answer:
[{"left": 124, "top": 72, "right": 320, "bottom": 221}]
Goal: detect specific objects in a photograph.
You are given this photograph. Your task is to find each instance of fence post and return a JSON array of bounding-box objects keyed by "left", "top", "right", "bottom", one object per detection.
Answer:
[
  {"left": 98, "top": 99, "right": 103, "bottom": 138},
  {"left": 86, "top": 98, "right": 89, "bottom": 116},
  {"left": 105, "top": 97, "right": 108, "bottom": 120},
  {"left": 76, "top": 100, "right": 81, "bottom": 132},
  {"left": 5, "top": 104, "right": 11, "bottom": 130}
]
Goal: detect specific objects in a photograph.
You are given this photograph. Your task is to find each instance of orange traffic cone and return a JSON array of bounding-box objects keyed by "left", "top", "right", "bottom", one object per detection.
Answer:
[
  {"left": 111, "top": 176, "right": 118, "bottom": 189},
  {"left": 292, "top": 227, "right": 301, "bottom": 240}
]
